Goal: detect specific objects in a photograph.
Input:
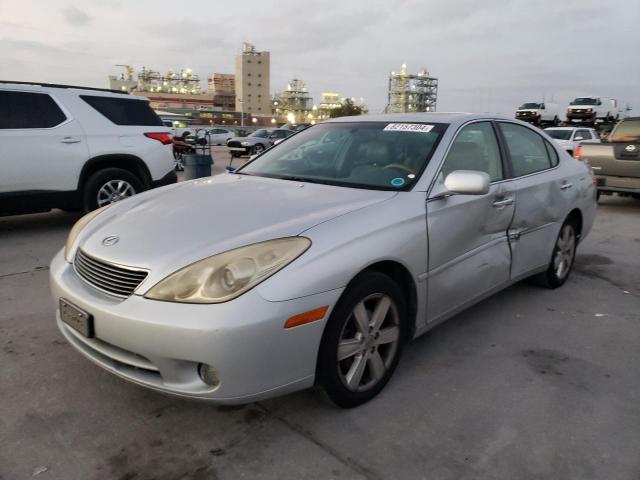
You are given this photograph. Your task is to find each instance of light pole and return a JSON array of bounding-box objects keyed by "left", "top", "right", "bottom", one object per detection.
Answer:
[{"left": 238, "top": 98, "right": 244, "bottom": 127}]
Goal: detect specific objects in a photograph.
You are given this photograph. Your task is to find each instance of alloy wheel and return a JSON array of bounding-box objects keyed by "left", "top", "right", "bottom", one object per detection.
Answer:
[
  {"left": 97, "top": 180, "right": 136, "bottom": 207},
  {"left": 554, "top": 224, "right": 576, "bottom": 280},
  {"left": 337, "top": 293, "right": 401, "bottom": 392}
]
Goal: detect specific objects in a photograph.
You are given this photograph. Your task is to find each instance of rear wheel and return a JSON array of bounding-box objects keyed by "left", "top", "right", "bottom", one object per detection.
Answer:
[
  {"left": 531, "top": 218, "right": 578, "bottom": 289},
  {"left": 83, "top": 168, "right": 142, "bottom": 212},
  {"left": 317, "top": 272, "right": 407, "bottom": 408}
]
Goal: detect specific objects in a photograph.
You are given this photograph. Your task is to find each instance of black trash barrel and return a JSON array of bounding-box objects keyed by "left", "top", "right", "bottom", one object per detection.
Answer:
[{"left": 183, "top": 154, "right": 213, "bottom": 180}]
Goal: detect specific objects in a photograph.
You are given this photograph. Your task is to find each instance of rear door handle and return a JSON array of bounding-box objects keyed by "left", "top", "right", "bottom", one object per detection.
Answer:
[
  {"left": 560, "top": 182, "right": 573, "bottom": 190},
  {"left": 60, "top": 137, "right": 81, "bottom": 144},
  {"left": 492, "top": 197, "right": 514, "bottom": 207}
]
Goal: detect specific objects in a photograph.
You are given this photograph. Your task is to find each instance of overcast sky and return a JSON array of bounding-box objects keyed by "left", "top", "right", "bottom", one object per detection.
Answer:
[{"left": 1, "top": 0, "right": 638, "bottom": 115}]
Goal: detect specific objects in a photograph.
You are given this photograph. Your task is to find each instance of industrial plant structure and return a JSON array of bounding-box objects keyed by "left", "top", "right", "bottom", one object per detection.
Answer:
[
  {"left": 272, "top": 79, "right": 314, "bottom": 124},
  {"left": 385, "top": 64, "right": 438, "bottom": 113},
  {"left": 235, "top": 42, "right": 270, "bottom": 115},
  {"left": 208, "top": 73, "right": 235, "bottom": 111}
]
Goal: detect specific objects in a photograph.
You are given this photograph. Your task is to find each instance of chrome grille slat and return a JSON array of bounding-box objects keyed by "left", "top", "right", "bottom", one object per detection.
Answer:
[
  {"left": 74, "top": 250, "right": 148, "bottom": 297},
  {"left": 75, "top": 251, "right": 147, "bottom": 278},
  {"left": 75, "top": 258, "right": 144, "bottom": 285}
]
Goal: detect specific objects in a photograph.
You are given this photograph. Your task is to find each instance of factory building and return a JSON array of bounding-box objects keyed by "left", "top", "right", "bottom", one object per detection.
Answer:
[{"left": 235, "top": 42, "right": 270, "bottom": 115}]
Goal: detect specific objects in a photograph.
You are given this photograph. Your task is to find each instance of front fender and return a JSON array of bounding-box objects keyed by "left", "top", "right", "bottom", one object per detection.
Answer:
[{"left": 256, "top": 192, "right": 428, "bottom": 306}]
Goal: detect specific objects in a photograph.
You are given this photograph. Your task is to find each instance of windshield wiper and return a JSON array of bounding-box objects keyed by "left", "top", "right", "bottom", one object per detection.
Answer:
[{"left": 276, "top": 175, "right": 319, "bottom": 184}]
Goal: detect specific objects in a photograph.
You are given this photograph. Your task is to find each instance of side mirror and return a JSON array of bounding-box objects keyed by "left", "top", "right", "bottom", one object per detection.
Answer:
[{"left": 444, "top": 170, "right": 490, "bottom": 195}]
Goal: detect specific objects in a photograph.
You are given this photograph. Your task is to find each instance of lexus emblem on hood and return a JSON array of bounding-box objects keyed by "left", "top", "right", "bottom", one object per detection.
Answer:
[
  {"left": 625, "top": 145, "right": 637, "bottom": 152},
  {"left": 102, "top": 235, "right": 120, "bottom": 246}
]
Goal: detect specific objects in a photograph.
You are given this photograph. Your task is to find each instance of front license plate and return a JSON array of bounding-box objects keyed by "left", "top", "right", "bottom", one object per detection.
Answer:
[
  {"left": 228, "top": 147, "right": 246, "bottom": 151},
  {"left": 60, "top": 298, "right": 94, "bottom": 337}
]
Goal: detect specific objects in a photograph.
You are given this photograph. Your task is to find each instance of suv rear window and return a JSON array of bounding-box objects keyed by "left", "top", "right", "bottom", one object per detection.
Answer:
[
  {"left": 80, "top": 95, "right": 163, "bottom": 126},
  {"left": 610, "top": 120, "right": 640, "bottom": 143},
  {"left": 0, "top": 91, "right": 67, "bottom": 129}
]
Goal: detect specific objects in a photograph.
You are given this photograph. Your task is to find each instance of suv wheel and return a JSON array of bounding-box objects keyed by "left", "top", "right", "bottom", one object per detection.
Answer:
[
  {"left": 317, "top": 272, "right": 407, "bottom": 408},
  {"left": 83, "top": 168, "right": 143, "bottom": 212}
]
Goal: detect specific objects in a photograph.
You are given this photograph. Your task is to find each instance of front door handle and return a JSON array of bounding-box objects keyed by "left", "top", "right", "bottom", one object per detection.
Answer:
[
  {"left": 60, "top": 137, "right": 81, "bottom": 144},
  {"left": 492, "top": 197, "right": 514, "bottom": 208},
  {"left": 560, "top": 182, "right": 573, "bottom": 190}
]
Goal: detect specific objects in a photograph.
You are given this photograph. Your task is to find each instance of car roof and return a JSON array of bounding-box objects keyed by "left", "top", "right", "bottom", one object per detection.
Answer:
[
  {"left": 545, "top": 126, "right": 591, "bottom": 131},
  {"left": 323, "top": 112, "right": 513, "bottom": 127},
  {"left": 0, "top": 81, "right": 143, "bottom": 99}
]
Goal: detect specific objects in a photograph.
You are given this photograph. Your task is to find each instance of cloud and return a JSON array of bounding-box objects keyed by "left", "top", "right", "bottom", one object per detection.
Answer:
[{"left": 60, "top": 6, "right": 92, "bottom": 26}]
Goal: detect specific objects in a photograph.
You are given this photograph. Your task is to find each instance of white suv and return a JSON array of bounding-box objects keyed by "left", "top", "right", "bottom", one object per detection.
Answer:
[
  {"left": 544, "top": 127, "right": 601, "bottom": 156},
  {"left": 0, "top": 81, "right": 176, "bottom": 216}
]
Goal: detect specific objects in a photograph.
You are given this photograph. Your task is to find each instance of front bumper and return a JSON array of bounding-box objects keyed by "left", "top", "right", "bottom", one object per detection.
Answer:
[
  {"left": 567, "top": 111, "right": 595, "bottom": 121},
  {"left": 49, "top": 250, "right": 343, "bottom": 403}
]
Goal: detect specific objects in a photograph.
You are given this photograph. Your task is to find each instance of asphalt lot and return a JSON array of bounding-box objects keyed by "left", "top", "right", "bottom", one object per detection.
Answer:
[{"left": 1, "top": 154, "right": 639, "bottom": 479}]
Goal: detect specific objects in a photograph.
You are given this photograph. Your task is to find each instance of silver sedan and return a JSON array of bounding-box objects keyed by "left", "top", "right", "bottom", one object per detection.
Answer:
[{"left": 50, "top": 113, "right": 596, "bottom": 407}]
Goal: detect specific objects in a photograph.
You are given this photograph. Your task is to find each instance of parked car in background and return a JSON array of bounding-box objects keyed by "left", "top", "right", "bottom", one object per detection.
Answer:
[
  {"left": 544, "top": 127, "right": 600, "bottom": 156},
  {"left": 226, "top": 128, "right": 274, "bottom": 157},
  {"left": 566, "top": 97, "right": 619, "bottom": 124},
  {"left": 268, "top": 128, "right": 296, "bottom": 145},
  {"left": 515, "top": 102, "right": 560, "bottom": 126},
  {"left": 0, "top": 81, "right": 176, "bottom": 216},
  {"left": 282, "top": 123, "right": 312, "bottom": 132},
  {"left": 576, "top": 117, "right": 640, "bottom": 200},
  {"left": 207, "top": 127, "right": 235, "bottom": 145},
  {"left": 52, "top": 113, "right": 595, "bottom": 408}
]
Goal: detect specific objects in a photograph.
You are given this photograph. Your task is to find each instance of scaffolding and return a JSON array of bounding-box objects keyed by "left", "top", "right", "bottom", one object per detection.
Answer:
[
  {"left": 273, "top": 79, "right": 314, "bottom": 123},
  {"left": 385, "top": 64, "right": 438, "bottom": 113}
]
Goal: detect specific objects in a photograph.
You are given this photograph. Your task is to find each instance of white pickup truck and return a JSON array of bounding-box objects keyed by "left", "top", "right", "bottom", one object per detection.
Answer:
[
  {"left": 566, "top": 97, "right": 619, "bottom": 124},
  {"left": 515, "top": 102, "right": 560, "bottom": 125}
]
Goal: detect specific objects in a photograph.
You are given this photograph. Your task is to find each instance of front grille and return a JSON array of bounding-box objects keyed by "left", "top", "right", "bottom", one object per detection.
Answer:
[
  {"left": 227, "top": 140, "right": 244, "bottom": 148},
  {"left": 74, "top": 249, "right": 148, "bottom": 297}
]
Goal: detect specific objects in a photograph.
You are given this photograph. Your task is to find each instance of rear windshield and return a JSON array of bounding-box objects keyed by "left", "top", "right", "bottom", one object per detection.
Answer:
[
  {"left": 545, "top": 129, "right": 572, "bottom": 140},
  {"left": 610, "top": 120, "right": 640, "bottom": 143},
  {"left": 80, "top": 95, "right": 163, "bottom": 126},
  {"left": 239, "top": 121, "right": 447, "bottom": 191}
]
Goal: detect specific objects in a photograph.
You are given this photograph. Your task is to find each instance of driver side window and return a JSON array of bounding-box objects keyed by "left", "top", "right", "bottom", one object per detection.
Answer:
[{"left": 441, "top": 122, "right": 504, "bottom": 182}]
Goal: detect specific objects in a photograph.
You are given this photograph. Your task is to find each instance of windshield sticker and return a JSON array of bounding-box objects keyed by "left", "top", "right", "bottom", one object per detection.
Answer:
[
  {"left": 391, "top": 178, "right": 406, "bottom": 187},
  {"left": 384, "top": 123, "right": 434, "bottom": 133}
]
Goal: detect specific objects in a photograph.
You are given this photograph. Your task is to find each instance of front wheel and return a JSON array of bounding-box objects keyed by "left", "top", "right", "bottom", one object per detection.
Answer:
[
  {"left": 83, "top": 168, "right": 142, "bottom": 212},
  {"left": 531, "top": 218, "right": 578, "bottom": 289},
  {"left": 253, "top": 144, "right": 265, "bottom": 155},
  {"left": 317, "top": 272, "right": 407, "bottom": 408}
]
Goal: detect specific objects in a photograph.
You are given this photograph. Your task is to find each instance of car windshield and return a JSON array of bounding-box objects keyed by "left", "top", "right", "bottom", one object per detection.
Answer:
[
  {"left": 570, "top": 98, "right": 596, "bottom": 105},
  {"left": 250, "top": 129, "right": 270, "bottom": 138},
  {"left": 610, "top": 120, "right": 640, "bottom": 143},
  {"left": 520, "top": 103, "right": 541, "bottom": 109},
  {"left": 545, "top": 129, "right": 572, "bottom": 140},
  {"left": 238, "top": 121, "right": 447, "bottom": 190}
]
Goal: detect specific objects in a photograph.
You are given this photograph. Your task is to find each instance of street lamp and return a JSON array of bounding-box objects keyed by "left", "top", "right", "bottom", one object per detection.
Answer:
[{"left": 238, "top": 98, "right": 244, "bottom": 127}]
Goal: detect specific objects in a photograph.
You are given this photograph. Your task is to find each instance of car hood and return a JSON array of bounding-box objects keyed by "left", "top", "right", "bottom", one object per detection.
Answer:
[{"left": 74, "top": 174, "right": 396, "bottom": 286}]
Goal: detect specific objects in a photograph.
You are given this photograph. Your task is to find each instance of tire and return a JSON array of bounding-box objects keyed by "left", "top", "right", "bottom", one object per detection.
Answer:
[
  {"left": 253, "top": 144, "right": 265, "bottom": 155},
  {"left": 530, "top": 217, "right": 578, "bottom": 289},
  {"left": 83, "top": 168, "right": 143, "bottom": 212},
  {"left": 316, "top": 271, "right": 407, "bottom": 408}
]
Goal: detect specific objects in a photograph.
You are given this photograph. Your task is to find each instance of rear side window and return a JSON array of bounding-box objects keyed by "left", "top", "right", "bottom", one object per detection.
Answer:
[
  {"left": 544, "top": 140, "right": 560, "bottom": 166},
  {"left": 80, "top": 95, "right": 163, "bottom": 126},
  {"left": 499, "top": 123, "right": 552, "bottom": 177},
  {"left": 0, "top": 91, "right": 67, "bottom": 129}
]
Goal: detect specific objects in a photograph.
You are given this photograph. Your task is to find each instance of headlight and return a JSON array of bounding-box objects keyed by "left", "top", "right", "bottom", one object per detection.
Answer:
[
  {"left": 64, "top": 205, "right": 110, "bottom": 261},
  {"left": 145, "top": 237, "right": 311, "bottom": 304},
  {"left": 241, "top": 141, "right": 251, "bottom": 146}
]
